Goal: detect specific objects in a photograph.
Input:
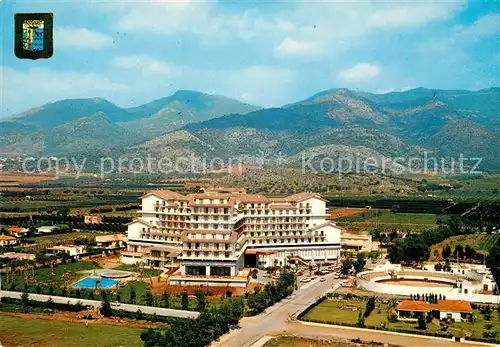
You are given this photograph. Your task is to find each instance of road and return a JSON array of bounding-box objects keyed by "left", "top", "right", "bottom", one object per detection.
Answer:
[
  {"left": 214, "top": 273, "right": 490, "bottom": 347},
  {"left": 0, "top": 290, "right": 199, "bottom": 319},
  {"left": 215, "top": 273, "right": 342, "bottom": 347}
]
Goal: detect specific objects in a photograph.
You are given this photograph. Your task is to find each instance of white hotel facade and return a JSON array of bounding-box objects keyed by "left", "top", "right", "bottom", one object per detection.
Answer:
[{"left": 123, "top": 189, "right": 341, "bottom": 286}]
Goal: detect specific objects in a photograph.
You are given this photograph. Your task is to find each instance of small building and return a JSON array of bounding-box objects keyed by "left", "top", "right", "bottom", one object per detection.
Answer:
[
  {"left": 341, "top": 232, "right": 379, "bottom": 252},
  {"left": 37, "top": 225, "right": 57, "bottom": 234},
  {"left": 397, "top": 299, "right": 473, "bottom": 322},
  {"left": 46, "top": 245, "right": 86, "bottom": 257},
  {"left": 0, "top": 235, "right": 20, "bottom": 247},
  {"left": 96, "top": 234, "right": 127, "bottom": 249},
  {"left": 7, "top": 227, "right": 29, "bottom": 238},
  {"left": 84, "top": 215, "right": 102, "bottom": 224}
]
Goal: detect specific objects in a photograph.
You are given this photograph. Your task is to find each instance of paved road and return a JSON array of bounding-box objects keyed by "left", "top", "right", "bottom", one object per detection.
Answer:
[
  {"left": 0, "top": 290, "right": 199, "bottom": 319},
  {"left": 214, "top": 273, "right": 490, "bottom": 347},
  {"left": 215, "top": 273, "right": 342, "bottom": 347}
]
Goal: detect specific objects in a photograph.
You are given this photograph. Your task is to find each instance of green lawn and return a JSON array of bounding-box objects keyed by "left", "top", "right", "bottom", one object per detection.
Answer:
[
  {"left": 0, "top": 314, "right": 143, "bottom": 347},
  {"left": 303, "top": 298, "right": 500, "bottom": 341},
  {"left": 6, "top": 261, "right": 99, "bottom": 291}
]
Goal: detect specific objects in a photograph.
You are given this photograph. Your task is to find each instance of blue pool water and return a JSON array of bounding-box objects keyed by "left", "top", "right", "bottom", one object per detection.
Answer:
[{"left": 72, "top": 277, "right": 119, "bottom": 289}]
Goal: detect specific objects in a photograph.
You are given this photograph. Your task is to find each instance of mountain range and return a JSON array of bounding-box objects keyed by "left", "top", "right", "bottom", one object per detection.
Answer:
[{"left": 1, "top": 87, "right": 499, "bottom": 172}]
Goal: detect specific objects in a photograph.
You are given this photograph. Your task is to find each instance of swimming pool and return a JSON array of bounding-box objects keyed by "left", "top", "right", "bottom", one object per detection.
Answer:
[{"left": 72, "top": 277, "right": 119, "bottom": 289}]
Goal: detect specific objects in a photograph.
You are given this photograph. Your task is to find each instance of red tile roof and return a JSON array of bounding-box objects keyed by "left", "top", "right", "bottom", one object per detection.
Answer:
[
  {"left": 397, "top": 300, "right": 473, "bottom": 313},
  {"left": 8, "top": 227, "right": 26, "bottom": 232},
  {"left": 397, "top": 300, "right": 430, "bottom": 312},
  {"left": 430, "top": 300, "right": 472, "bottom": 313},
  {"left": 0, "top": 235, "right": 17, "bottom": 241}
]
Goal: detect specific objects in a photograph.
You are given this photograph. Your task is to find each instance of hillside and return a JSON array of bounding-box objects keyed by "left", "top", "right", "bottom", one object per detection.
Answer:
[
  {"left": 0, "top": 91, "right": 260, "bottom": 157},
  {"left": 1, "top": 87, "right": 498, "bottom": 173},
  {"left": 134, "top": 87, "right": 498, "bottom": 171}
]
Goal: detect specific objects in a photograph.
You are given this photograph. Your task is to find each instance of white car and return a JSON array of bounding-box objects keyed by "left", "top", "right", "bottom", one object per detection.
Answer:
[{"left": 320, "top": 277, "right": 326, "bottom": 282}]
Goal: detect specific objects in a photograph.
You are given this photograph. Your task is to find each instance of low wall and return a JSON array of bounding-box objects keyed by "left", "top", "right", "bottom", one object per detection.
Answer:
[{"left": 169, "top": 277, "right": 247, "bottom": 288}]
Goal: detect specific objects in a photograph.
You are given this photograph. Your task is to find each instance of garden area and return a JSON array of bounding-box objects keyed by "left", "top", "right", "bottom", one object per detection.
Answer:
[{"left": 301, "top": 295, "right": 500, "bottom": 343}]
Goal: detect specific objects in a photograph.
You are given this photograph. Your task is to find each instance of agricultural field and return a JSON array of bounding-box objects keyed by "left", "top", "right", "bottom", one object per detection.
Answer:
[
  {"left": 336, "top": 210, "right": 437, "bottom": 224},
  {"left": 333, "top": 209, "right": 437, "bottom": 235},
  {"left": 25, "top": 232, "right": 103, "bottom": 245},
  {"left": 303, "top": 297, "right": 500, "bottom": 342},
  {"left": 399, "top": 173, "right": 500, "bottom": 198},
  {"left": 429, "top": 233, "right": 500, "bottom": 260},
  {"left": 0, "top": 314, "right": 143, "bottom": 347},
  {"left": 0, "top": 173, "right": 56, "bottom": 185}
]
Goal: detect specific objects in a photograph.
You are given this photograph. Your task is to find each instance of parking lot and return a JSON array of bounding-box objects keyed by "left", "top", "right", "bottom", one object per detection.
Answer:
[{"left": 247, "top": 263, "right": 355, "bottom": 290}]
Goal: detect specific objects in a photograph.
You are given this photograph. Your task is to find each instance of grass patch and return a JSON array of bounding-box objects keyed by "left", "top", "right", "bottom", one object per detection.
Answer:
[
  {"left": 303, "top": 297, "right": 500, "bottom": 341},
  {"left": 0, "top": 314, "right": 142, "bottom": 347},
  {"left": 7, "top": 261, "right": 100, "bottom": 291}
]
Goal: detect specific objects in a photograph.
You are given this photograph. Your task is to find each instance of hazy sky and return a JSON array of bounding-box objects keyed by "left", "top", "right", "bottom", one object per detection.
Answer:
[{"left": 1, "top": 0, "right": 499, "bottom": 116}]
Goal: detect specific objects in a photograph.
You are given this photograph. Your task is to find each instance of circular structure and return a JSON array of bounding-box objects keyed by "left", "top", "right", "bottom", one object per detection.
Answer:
[
  {"left": 356, "top": 269, "right": 483, "bottom": 296},
  {"left": 99, "top": 270, "right": 132, "bottom": 279}
]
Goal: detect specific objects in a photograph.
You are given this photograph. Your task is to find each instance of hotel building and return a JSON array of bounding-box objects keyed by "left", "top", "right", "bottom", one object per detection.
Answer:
[{"left": 123, "top": 189, "right": 341, "bottom": 286}]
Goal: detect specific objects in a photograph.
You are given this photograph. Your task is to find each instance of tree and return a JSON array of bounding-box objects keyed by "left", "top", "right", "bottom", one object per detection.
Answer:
[
  {"left": 454, "top": 245, "right": 464, "bottom": 260},
  {"left": 35, "top": 253, "right": 47, "bottom": 266},
  {"left": 181, "top": 291, "right": 189, "bottom": 311},
  {"left": 442, "top": 246, "right": 452, "bottom": 259},
  {"left": 364, "top": 297, "right": 376, "bottom": 318},
  {"left": 418, "top": 314, "right": 427, "bottom": 330},
  {"left": 21, "top": 291, "right": 29, "bottom": 313},
  {"left": 357, "top": 310, "right": 366, "bottom": 328},
  {"left": 162, "top": 290, "right": 170, "bottom": 308},
  {"left": 354, "top": 253, "right": 366, "bottom": 274},
  {"left": 341, "top": 258, "right": 353, "bottom": 277},
  {"left": 136, "top": 309, "right": 143, "bottom": 320},
  {"left": 195, "top": 290, "right": 207, "bottom": 312},
  {"left": 100, "top": 292, "right": 113, "bottom": 317},
  {"left": 129, "top": 286, "right": 136, "bottom": 304},
  {"left": 434, "top": 263, "right": 442, "bottom": 271},
  {"left": 145, "top": 290, "right": 153, "bottom": 307},
  {"left": 116, "top": 291, "right": 121, "bottom": 303}
]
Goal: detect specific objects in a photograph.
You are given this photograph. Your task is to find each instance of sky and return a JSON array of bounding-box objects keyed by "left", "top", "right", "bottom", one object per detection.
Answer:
[{"left": 1, "top": 0, "right": 499, "bottom": 117}]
